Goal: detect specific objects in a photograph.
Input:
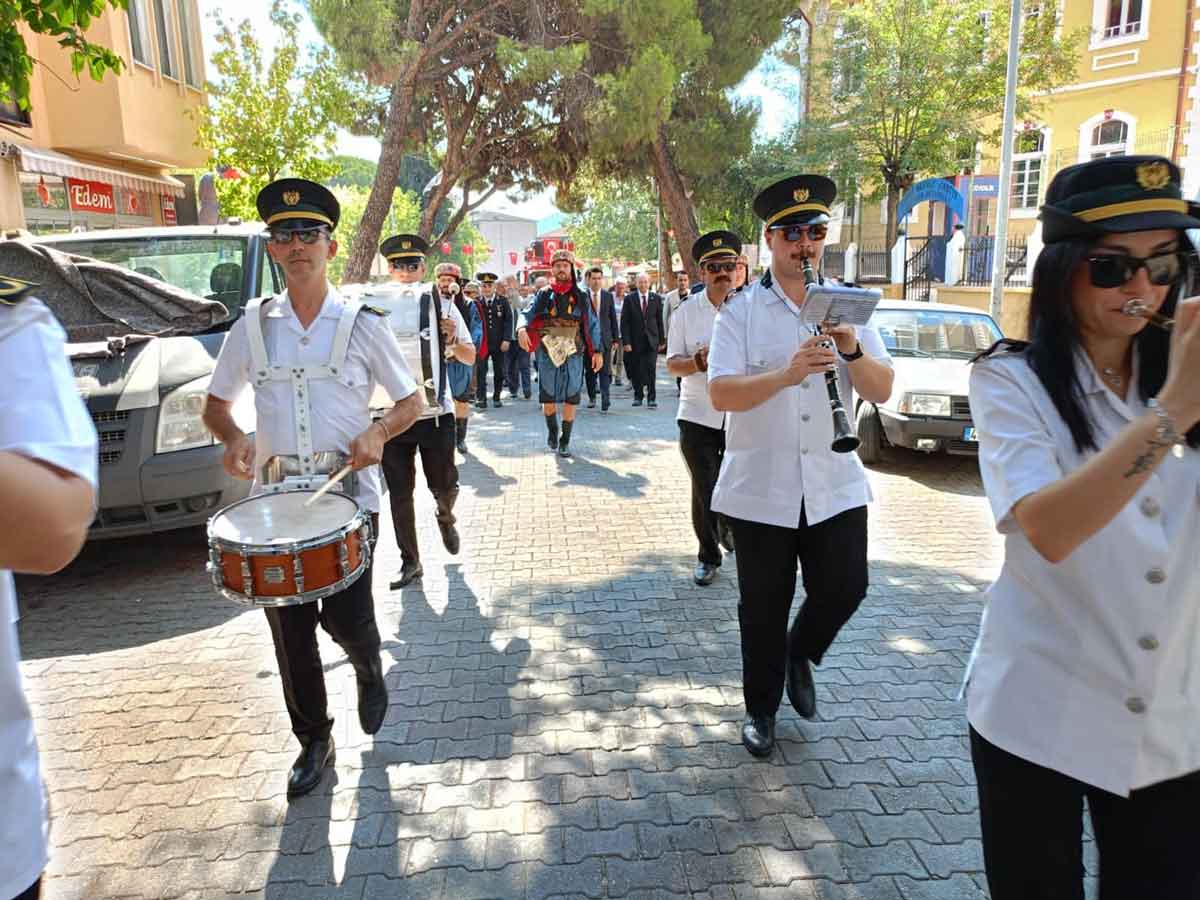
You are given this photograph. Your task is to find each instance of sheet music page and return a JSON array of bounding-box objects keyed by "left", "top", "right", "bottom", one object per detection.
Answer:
[{"left": 800, "top": 285, "right": 882, "bottom": 327}]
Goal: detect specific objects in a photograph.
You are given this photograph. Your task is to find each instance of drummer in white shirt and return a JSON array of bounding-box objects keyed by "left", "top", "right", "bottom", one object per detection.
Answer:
[
  {"left": 665, "top": 230, "right": 740, "bottom": 586},
  {"left": 0, "top": 277, "right": 97, "bottom": 900},
  {"left": 707, "top": 174, "right": 894, "bottom": 759},
  {"left": 966, "top": 155, "right": 1200, "bottom": 899},
  {"left": 203, "top": 179, "right": 422, "bottom": 799}
]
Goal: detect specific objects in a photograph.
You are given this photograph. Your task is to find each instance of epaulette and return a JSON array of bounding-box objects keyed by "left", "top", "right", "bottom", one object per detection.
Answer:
[
  {"left": 0, "top": 275, "right": 36, "bottom": 306},
  {"left": 361, "top": 304, "right": 389, "bottom": 316},
  {"left": 759, "top": 270, "right": 773, "bottom": 288}
]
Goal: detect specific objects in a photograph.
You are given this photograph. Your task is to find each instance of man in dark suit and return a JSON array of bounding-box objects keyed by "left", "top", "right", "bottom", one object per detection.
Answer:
[
  {"left": 581, "top": 266, "right": 620, "bottom": 412},
  {"left": 620, "top": 271, "right": 665, "bottom": 408},
  {"left": 474, "top": 271, "right": 512, "bottom": 408}
]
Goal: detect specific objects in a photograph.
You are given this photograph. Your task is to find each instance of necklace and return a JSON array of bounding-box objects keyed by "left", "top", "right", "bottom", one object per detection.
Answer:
[{"left": 1101, "top": 366, "right": 1123, "bottom": 388}]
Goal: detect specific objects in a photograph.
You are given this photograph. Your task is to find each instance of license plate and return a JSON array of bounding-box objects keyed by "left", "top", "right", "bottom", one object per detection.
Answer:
[{"left": 962, "top": 426, "right": 977, "bottom": 442}]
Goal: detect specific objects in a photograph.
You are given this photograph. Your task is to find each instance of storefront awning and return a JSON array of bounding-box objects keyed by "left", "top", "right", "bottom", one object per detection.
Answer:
[{"left": 0, "top": 142, "right": 186, "bottom": 198}]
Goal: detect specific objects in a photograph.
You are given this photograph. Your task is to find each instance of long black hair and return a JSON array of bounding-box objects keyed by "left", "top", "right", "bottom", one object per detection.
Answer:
[{"left": 976, "top": 233, "right": 1200, "bottom": 453}]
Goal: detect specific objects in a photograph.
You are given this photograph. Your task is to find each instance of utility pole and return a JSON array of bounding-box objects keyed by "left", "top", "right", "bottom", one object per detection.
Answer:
[{"left": 990, "top": 0, "right": 1023, "bottom": 321}]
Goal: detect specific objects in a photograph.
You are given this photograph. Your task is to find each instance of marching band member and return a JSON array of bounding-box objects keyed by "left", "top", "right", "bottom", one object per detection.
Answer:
[
  {"left": 707, "top": 174, "right": 894, "bottom": 757},
  {"left": 375, "top": 239, "right": 476, "bottom": 591},
  {"left": 203, "top": 180, "right": 422, "bottom": 798},
  {"left": 666, "top": 231, "right": 740, "bottom": 586},
  {"left": 439, "top": 263, "right": 483, "bottom": 455},
  {"left": 516, "top": 249, "right": 603, "bottom": 458},
  {"left": 0, "top": 277, "right": 97, "bottom": 900},
  {"left": 966, "top": 155, "right": 1200, "bottom": 899}
]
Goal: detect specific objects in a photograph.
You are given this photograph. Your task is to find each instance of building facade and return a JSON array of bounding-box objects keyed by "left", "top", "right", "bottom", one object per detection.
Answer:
[{"left": 1, "top": 0, "right": 208, "bottom": 234}]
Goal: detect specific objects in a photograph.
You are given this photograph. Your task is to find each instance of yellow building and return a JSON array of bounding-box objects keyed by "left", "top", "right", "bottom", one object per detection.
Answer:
[{"left": 1, "top": 0, "right": 208, "bottom": 234}]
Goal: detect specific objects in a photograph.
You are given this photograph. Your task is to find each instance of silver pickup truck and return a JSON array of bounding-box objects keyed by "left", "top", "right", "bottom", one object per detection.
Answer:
[{"left": 23, "top": 224, "right": 281, "bottom": 539}]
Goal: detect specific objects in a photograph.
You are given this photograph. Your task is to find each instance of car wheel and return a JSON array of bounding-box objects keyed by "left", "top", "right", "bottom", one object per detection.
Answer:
[{"left": 856, "top": 402, "right": 883, "bottom": 465}]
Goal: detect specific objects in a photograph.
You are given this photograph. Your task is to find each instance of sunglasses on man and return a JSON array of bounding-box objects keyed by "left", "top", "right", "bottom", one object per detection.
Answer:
[
  {"left": 703, "top": 261, "right": 738, "bottom": 274},
  {"left": 267, "top": 227, "right": 330, "bottom": 245},
  {"left": 770, "top": 223, "right": 828, "bottom": 242},
  {"left": 1086, "top": 250, "right": 1183, "bottom": 289},
  {"left": 463, "top": 289, "right": 480, "bottom": 297},
  {"left": 391, "top": 260, "right": 422, "bottom": 272}
]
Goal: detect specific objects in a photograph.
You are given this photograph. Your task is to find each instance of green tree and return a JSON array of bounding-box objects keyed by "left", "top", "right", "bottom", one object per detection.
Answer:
[
  {"left": 796, "top": 0, "right": 1081, "bottom": 264},
  {"left": 306, "top": 0, "right": 584, "bottom": 284},
  {"left": 562, "top": 171, "right": 658, "bottom": 264},
  {"left": 692, "top": 138, "right": 810, "bottom": 250},
  {"left": 191, "top": 1, "right": 366, "bottom": 220},
  {"left": 1, "top": 0, "right": 126, "bottom": 110}
]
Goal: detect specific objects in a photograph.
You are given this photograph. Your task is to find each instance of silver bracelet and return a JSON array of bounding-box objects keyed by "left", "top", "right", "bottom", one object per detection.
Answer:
[{"left": 1147, "top": 397, "right": 1182, "bottom": 446}]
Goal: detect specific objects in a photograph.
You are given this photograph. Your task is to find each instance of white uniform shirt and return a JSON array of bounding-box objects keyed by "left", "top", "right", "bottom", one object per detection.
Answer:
[
  {"left": 667, "top": 288, "right": 725, "bottom": 431},
  {"left": 707, "top": 274, "right": 892, "bottom": 527},
  {"left": 967, "top": 350, "right": 1200, "bottom": 796},
  {"left": 353, "top": 282, "right": 470, "bottom": 420},
  {"left": 208, "top": 286, "right": 418, "bottom": 513},
  {"left": 0, "top": 298, "right": 97, "bottom": 900}
]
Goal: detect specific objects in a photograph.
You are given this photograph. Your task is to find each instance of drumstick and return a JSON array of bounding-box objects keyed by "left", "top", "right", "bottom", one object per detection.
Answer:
[{"left": 304, "top": 464, "right": 353, "bottom": 507}]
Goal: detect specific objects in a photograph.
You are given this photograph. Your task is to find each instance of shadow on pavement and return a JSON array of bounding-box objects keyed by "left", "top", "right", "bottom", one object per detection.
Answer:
[{"left": 867, "top": 450, "right": 985, "bottom": 497}]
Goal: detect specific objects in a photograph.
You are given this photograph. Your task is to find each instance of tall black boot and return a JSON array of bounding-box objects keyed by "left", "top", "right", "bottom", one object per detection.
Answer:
[
  {"left": 434, "top": 486, "right": 460, "bottom": 555},
  {"left": 545, "top": 413, "right": 559, "bottom": 451},
  {"left": 558, "top": 419, "right": 574, "bottom": 458},
  {"left": 455, "top": 417, "right": 468, "bottom": 455}
]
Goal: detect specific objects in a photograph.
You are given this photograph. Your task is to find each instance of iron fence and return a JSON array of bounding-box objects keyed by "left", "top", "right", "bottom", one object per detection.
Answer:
[
  {"left": 961, "top": 235, "right": 1029, "bottom": 287},
  {"left": 823, "top": 245, "right": 846, "bottom": 280},
  {"left": 857, "top": 242, "right": 889, "bottom": 282}
]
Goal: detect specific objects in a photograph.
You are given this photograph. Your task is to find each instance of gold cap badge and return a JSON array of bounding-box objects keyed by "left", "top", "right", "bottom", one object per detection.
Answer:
[
  {"left": 713, "top": 238, "right": 722, "bottom": 247},
  {"left": 282, "top": 190, "right": 300, "bottom": 206},
  {"left": 1136, "top": 161, "right": 1170, "bottom": 191},
  {"left": 793, "top": 188, "right": 810, "bottom": 203},
  {"left": 402, "top": 240, "right": 411, "bottom": 249}
]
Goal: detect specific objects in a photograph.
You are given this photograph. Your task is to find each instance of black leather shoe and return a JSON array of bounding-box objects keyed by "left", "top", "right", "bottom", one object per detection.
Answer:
[
  {"left": 456, "top": 437, "right": 468, "bottom": 455},
  {"left": 355, "top": 656, "right": 388, "bottom": 735},
  {"left": 493, "top": 397, "right": 503, "bottom": 408},
  {"left": 557, "top": 441, "right": 572, "bottom": 458},
  {"left": 648, "top": 401, "right": 657, "bottom": 409},
  {"left": 741, "top": 715, "right": 775, "bottom": 757},
  {"left": 476, "top": 399, "right": 487, "bottom": 409},
  {"left": 287, "top": 737, "right": 335, "bottom": 798},
  {"left": 587, "top": 399, "right": 596, "bottom": 408},
  {"left": 786, "top": 628, "right": 817, "bottom": 720},
  {"left": 601, "top": 403, "right": 610, "bottom": 414},
  {"left": 693, "top": 562, "right": 718, "bottom": 586},
  {"left": 438, "top": 519, "right": 460, "bottom": 555},
  {"left": 719, "top": 522, "right": 735, "bottom": 554},
  {"left": 390, "top": 561, "right": 423, "bottom": 589},
  {"left": 632, "top": 399, "right": 643, "bottom": 407}
]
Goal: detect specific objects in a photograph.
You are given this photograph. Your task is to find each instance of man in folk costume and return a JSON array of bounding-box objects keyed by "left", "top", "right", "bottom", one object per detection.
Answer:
[
  {"left": 516, "top": 249, "right": 603, "bottom": 457},
  {"left": 436, "top": 263, "right": 483, "bottom": 455},
  {"left": 372, "top": 242, "right": 476, "bottom": 591}
]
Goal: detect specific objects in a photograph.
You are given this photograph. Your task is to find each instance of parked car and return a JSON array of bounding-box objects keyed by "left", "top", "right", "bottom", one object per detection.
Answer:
[
  {"left": 855, "top": 299, "right": 1004, "bottom": 464},
  {"left": 26, "top": 224, "right": 281, "bottom": 538}
]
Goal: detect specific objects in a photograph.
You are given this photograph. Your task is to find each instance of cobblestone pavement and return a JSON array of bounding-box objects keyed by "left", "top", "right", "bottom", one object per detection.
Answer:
[{"left": 16, "top": 371, "right": 1073, "bottom": 899}]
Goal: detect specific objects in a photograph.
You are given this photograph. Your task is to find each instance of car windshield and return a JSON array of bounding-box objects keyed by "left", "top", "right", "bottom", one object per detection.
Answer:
[
  {"left": 872, "top": 308, "right": 1002, "bottom": 359},
  {"left": 47, "top": 235, "right": 248, "bottom": 307}
]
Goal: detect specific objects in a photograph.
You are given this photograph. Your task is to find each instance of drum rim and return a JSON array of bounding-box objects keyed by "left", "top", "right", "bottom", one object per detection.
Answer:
[
  {"left": 206, "top": 542, "right": 371, "bottom": 608},
  {"left": 207, "top": 489, "right": 366, "bottom": 554}
]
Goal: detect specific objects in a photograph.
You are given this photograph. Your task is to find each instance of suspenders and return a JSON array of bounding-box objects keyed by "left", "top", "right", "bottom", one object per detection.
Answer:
[{"left": 244, "top": 293, "right": 363, "bottom": 476}]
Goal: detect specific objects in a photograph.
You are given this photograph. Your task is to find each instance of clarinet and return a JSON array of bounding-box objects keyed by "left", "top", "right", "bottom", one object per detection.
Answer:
[{"left": 802, "top": 258, "right": 860, "bottom": 454}]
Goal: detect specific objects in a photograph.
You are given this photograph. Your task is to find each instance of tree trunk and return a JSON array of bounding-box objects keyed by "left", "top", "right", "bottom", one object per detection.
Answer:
[
  {"left": 419, "top": 173, "right": 457, "bottom": 242},
  {"left": 342, "top": 76, "right": 418, "bottom": 284},
  {"left": 648, "top": 124, "right": 701, "bottom": 283},
  {"left": 884, "top": 184, "right": 901, "bottom": 281}
]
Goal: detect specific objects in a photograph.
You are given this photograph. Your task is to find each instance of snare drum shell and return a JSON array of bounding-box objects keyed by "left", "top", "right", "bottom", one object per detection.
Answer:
[{"left": 216, "top": 530, "right": 364, "bottom": 599}]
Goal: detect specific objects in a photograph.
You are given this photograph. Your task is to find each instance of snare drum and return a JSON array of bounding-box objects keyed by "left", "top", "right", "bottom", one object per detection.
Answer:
[{"left": 206, "top": 491, "right": 372, "bottom": 607}]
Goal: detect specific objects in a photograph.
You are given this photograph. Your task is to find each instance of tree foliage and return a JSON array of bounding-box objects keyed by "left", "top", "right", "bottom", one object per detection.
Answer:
[
  {"left": 562, "top": 170, "right": 658, "bottom": 264},
  {"left": 191, "top": 1, "right": 367, "bottom": 220},
  {"left": 1, "top": 0, "right": 126, "bottom": 110},
  {"left": 796, "top": 0, "right": 1081, "bottom": 254}
]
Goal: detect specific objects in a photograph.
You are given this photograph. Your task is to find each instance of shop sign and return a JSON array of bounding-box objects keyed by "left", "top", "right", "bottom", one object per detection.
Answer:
[
  {"left": 66, "top": 178, "right": 115, "bottom": 214},
  {"left": 161, "top": 195, "right": 177, "bottom": 225}
]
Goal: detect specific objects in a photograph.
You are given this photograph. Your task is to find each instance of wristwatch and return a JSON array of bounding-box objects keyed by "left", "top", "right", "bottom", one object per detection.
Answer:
[{"left": 839, "top": 342, "right": 864, "bottom": 362}]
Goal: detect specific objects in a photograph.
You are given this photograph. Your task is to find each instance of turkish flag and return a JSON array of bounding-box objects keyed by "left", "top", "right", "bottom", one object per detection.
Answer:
[
  {"left": 508, "top": 251, "right": 518, "bottom": 266},
  {"left": 440, "top": 241, "right": 451, "bottom": 254},
  {"left": 462, "top": 244, "right": 473, "bottom": 256},
  {"left": 36, "top": 177, "right": 50, "bottom": 206}
]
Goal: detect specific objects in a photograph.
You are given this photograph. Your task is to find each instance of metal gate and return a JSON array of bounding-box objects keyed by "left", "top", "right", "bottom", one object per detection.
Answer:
[{"left": 903, "top": 236, "right": 947, "bottom": 301}]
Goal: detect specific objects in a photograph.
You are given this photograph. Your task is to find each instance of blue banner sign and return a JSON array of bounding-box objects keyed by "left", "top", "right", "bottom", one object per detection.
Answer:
[{"left": 898, "top": 178, "right": 966, "bottom": 223}]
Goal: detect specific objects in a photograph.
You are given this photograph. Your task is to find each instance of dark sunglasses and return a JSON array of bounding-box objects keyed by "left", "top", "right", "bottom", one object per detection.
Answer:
[
  {"left": 463, "top": 289, "right": 480, "bottom": 297},
  {"left": 268, "top": 227, "right": 329, "bottom": 245},
  {"left": 1086, "top": 251, "right": 1182, "bottom": 289},
  {"left": 391, "top": 261, "right": 422, "bottom": 272},
  {"left": 771, "top": 223, "right": 828, "bottom": 242},
  {"left": 703, "top": 261, "right": 738, "bottom": 274}
]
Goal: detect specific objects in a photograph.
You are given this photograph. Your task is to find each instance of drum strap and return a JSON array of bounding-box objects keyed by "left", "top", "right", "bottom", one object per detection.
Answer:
[{"left": 418, "top": 291, "right": 447, "bottom": 408}]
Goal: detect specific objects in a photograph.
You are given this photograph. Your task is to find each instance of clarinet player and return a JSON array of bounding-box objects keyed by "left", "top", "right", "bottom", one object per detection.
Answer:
[{"left": 707, "top": 174, "right": 894, "bottom": 757}]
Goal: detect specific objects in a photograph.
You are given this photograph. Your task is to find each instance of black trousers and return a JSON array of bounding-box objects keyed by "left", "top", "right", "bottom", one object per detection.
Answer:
[
  {"left": 263, "top": 512, "right": 381, "bottom": 745},
  {"left": 476, "top": 351, "right": 506, "bottom": 401},
  {"left": 678, "top": 420, "right": 725, "bottom": 565},
  {"left": 626, "top": 349, "right": 656, "bottom": 402},
  {"left": 970, "top": 726, "right": 1200, "bottom": 900},
  {"left": 583, "top": 365, "right": 612, "bottom": 406},
  {"left": 506, "top": 346, "right": 531, "bottom": 397},
  {"left": 729, "top": 504, "right": 868, "bottom": 717},
  {"left": 379, "top": 413, "right": 458, "bottom": 566}
]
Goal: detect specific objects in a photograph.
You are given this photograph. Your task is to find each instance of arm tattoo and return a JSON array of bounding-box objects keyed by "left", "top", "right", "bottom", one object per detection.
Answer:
[{"left": 1123, "top": 438, "right": 1169, "bottom": 479}]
